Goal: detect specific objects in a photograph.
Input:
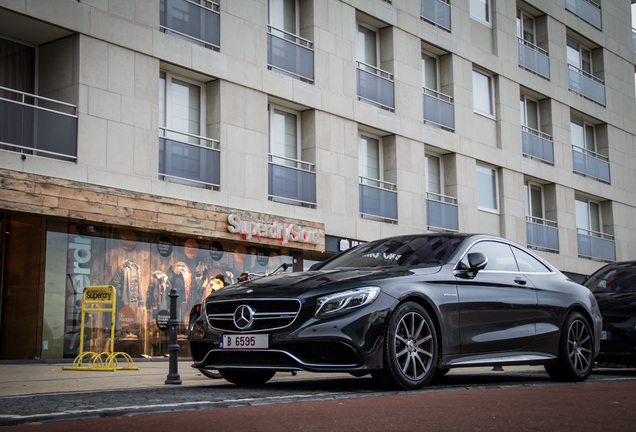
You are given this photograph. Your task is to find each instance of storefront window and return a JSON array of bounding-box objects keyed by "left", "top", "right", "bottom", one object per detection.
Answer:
[{"left": 41, "top": 221, "right": 292, "bottom": 359}]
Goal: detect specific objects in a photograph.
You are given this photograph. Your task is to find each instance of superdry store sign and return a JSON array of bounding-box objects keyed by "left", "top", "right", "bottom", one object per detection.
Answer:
[{"left": 227, "top": 214, "right": 320, "bottom": 246}]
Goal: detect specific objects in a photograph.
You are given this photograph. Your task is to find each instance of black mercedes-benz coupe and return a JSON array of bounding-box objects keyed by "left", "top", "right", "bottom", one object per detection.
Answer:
[
  {"left": 188, "top": 233, "right": 601, "bottom": 389},
  {"left": 583, "top": 261, "right": 636, "bottom": 367}
]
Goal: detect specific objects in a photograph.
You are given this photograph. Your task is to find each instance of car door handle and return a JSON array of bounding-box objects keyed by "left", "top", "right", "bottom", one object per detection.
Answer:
[{"left": 514, "top": 277, "right": 527, "bottom": 285}]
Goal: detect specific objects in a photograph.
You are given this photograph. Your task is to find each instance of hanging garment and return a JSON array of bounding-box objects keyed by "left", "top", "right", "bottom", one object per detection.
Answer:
[
  {"left": 110, "top": 259, "right": 141, "bottom": 305},
  {"left": 168, "top": 262, "right": 192, "bottom": 305},
  {"left": 147, "top": 270, "right": 170, "bottom": 314}
]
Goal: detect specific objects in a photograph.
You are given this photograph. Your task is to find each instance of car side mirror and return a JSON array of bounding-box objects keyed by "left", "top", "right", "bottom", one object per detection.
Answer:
[
  {"left": 467, "top": 252, "right": 488, "bottom": 273},
  {"left": 455, "top": 252, "right": 488, "bottom": 279}
]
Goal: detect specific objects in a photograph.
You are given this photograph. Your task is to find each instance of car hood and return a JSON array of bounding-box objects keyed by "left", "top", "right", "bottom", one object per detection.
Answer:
[
  {"left": 210, "top": 266, "right": 442, "bottom": 299},
  {"left": 593, "top": 292, "right": 636, "bottom": 315}
]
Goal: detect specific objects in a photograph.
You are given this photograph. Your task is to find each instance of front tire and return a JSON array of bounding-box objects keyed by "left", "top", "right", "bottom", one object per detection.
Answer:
[
  {"left": 545, "top": 312, "right": 594, "bottom": 382},
  {"left": 218, "top": 368, "right": 276, "bottom": 385},
  {"left": 375, "top": 302, "right": 438, "bottom": 390}
]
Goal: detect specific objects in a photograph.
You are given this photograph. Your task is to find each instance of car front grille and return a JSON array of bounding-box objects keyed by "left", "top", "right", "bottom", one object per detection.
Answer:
[{"left": 206, "top": 298, "right": 302, "bottom": 332}]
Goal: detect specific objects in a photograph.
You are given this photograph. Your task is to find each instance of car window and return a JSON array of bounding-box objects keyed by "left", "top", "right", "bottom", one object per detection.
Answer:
[
  {"left": 586, "top": 265, "right": 636, "bottom": 293},
  {"left": 460, "top": 241, "right": 518, "bottom": 272},
  {"left": 511, "top": 247, "right": 552, "bottom": 273},
  {"left": 319, "top": 235, "right": 463, "bottom": 270}
]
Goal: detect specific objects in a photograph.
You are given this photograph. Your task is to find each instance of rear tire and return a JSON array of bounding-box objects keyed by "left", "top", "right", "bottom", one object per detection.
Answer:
[
  {"left": 545, "top": 312, "right": 594, "bottom": 382},
  {"left": 218, "top": 368, "right": 276, "bottom": 385},
  {"left": 374, "top": 302, "right": 438, "bottom": 390}
]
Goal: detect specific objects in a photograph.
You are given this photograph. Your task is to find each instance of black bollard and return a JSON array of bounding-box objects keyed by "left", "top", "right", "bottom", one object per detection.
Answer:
[{"left": 165, "top": 286, "right": 182, "bottom": 385}]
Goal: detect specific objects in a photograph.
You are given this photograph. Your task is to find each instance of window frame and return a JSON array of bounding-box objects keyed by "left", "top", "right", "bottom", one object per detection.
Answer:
[
  {"left": 476, "top": 164, "right": 499, "bottom": 212},
  {"left": 472, "top": 69, "right": 495, "bottom": 118},
  {"left": 359, "top": 133, "right": 384, "bottom": 184},
  {"left": 516, "top": 9, "right": 536, "bottom": 44},
  {"left": 520, "top": 93, "right": 540, "bottom": 130},
  {"left": 421, "top": 51, "right": 440, "bottom": 92},
  {"left": 268, "top": 0, "right": 299, "bottom": 37},
  {"left": 567, "top": 37, "right": 593, "bottom": 74},
  {"left": 470, "top": 0, "right": 491, "bottom": 26},
  {"left": 570, "top": 117, "right": 597, "bottom": 153},
  {"left": 425, "top": 153, "right": 443, "bottom": 196},
  {"left": 268, "top": 103, "right": 302, "bottom": 166},
  {"left": 524, "top": 181, "right": 545, "bottom": 219},
  {"left": 575, "top": 196, "right": 602, "bottom": 234},
  {"left": 357, "top": 23, "right": 380, "bottom": 69}
]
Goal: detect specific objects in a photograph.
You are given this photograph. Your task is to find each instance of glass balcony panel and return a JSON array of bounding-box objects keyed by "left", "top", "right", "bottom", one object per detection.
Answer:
[
  {"left": 0, "top": 88, "right": 77, "bottom": 161},
  {"left": 572, "top": 147, "right": 610, "bottom": 183},
  {"left": 160, "top": 0, "right": 220, "bottom": 48},
  {"left": 518, "top": 39, "right": 550, "bottom": 79},
  {"left": 426, "top": 198, "right": 458, "bottom": 231},
  {"left": 159, "top": 134, "right": 220, "bottom": 187},
  {"left": 568, "top": 66, "right": 606, "bottom": 105},
  {"left": 522, "top": 127, "right": 554, "bottom": 164},
  {"left": 577, "top": 231, "right": 616, "bottom": 262},
  {"left": 526, "top": 219, "right": 559, "bottom": 252},
  {"left": 359, "top": 183, "right": 397, "bottom": 222},
  {"left": 566, "top": 0, "right": 602, "bottom": 30},
  {"left": 420, "top": 0, "right": 451, "bottom": 31},
  {"left": 423, "top": 91, "right": 455, "bottom": 130},
  {"left": 268, "top": 160, "right": 316, "bottom": 206},
  {"left": 267, "top": 31, "right": 314, "bottom": 82},
  {"left": 357, "top": 67, "right": 395, "bottom": 110}
]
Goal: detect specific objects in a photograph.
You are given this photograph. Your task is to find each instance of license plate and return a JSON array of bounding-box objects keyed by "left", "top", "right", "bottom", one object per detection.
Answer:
[
  {"left": 220, "top": 334, "right": 269, "bottom": 349},
  {"left": 601, "top": 330, "right": 610, "bottom": 340}
]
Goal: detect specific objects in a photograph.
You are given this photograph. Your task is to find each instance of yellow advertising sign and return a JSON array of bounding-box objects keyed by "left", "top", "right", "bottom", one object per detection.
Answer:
[{"left": 63, "top": 285, "right": 139, "bottom": 372}]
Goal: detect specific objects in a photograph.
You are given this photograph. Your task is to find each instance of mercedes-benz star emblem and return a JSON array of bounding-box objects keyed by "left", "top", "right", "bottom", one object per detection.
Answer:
[{"left": 233, "top": 304, "right": 254, "bottom": 330}]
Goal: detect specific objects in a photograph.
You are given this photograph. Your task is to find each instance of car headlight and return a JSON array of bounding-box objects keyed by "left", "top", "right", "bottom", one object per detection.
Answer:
[{"left": 315, "top": 287, "right": 381, "bottom": 319}]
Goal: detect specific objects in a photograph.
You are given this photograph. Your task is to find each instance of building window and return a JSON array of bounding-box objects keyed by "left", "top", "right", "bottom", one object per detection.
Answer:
[
  {"left": 567, "top": 37, "right": 592, "bottom": 74},
  {"left": 470, "top": 0, "right": 490, "bottom": 24},
  {"left": 159, "top": 71, "right": 220, "bottom": 189},
  {"left": 360, "top": 134, "right": 383, "bottom": 186},
  {"left": 517, "top": 9, "right": 536, "bottom": 45},
  {"left": 269, "top": 0, "right": 299, "bottom": 39},
  {"left": 358, "top": 24, "right": 380, "bottom": 71},
  {"left": 269, "top": 105, "right": 300, "bottom": 166},
  {"left": 524, "top": 181, "right": 544, "bottom": 220},
  {"left": 571, "top": 117, "right": 597, "bottom": 152},
  {"left": 422, "top": 52, "right": 439, "bottom": 92},
  {"left": 426, "top": 154, "right": 442, "bottom": 196},
  {"left": 476, "top": 164, "right": 498, "bottom": 211},
  {"left": 576, "top": 197, "right": 602, "bottom": 234},
  {"left": 472, "top": 69, "right": 494, "bottom": 117},
  {"left": 520, "top": 93, "right": 539, "bottom": 130}
]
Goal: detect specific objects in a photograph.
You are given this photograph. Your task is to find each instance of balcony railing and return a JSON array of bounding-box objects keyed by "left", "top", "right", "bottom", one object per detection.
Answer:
[
  {"left": 568, "top": 64, "right": 605, "bottom": 106},
  {"left": 423, "top": 88, "right": 455, "bottom": 131},
  {"left": 577, "top": 228, "right": 615, "bottom": 262},
  {"left": 359, "top": 177, "right": 397, "bottom": 223},
  {"left": 160, "top": 0, "right": 220, "bottom": 49},
  {"left": 0, "top": 86, "right": 77, "bottom": 162},
  {"left": 159, "top": 127, "right": 220, "bottom": 188},
  {"left": 268, "top": 154, "right": 316, "bottom": 207},
  {"left": 426, "top": 193, "right": 458, "bottom": 232},
  {"left": 566, "top": 0, "right": 601, "bottom": 30},
  {"left": 356, "top": 62, "right": 395, "bottom": 111},
  {"left": 420, "top": 0, "right": 451, "bottom": 32},
  {"left": 267, "top": 26, "right": 314, "bottom": 83},
  {"left": 572, "top": 145, "right": 610, "bottom": 183},
  {"left": 518, "top": 38, "right": 550, "bottom": 79},
  {"left": 526, "top": 216, "right": 559, "bottom": 252},
  {"left": 522, "top": 126, "right": 554, "bottom": 165}
]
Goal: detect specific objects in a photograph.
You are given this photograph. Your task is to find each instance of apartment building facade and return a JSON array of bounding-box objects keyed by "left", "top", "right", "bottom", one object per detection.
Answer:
[{"left": 0, "top": 0, "right": 634, "bottom": 360}]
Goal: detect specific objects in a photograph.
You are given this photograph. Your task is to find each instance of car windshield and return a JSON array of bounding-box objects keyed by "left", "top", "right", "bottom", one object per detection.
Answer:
[
  {"left": 319, "top": 235, "right": 464, "bottom": 270},
  {"left": 585, "top": 264, "right": 636, "bottom": 293}
]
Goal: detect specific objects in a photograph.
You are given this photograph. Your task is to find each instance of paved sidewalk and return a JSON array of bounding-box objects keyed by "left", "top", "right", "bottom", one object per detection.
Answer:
[{"left": 0, "top": 359, "right": 546, "bottom": 397}]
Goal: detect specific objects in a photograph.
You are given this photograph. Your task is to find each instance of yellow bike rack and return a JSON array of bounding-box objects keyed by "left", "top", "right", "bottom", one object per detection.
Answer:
[{"left": 63, "top": 285, "right": 139, "bottom": 371}]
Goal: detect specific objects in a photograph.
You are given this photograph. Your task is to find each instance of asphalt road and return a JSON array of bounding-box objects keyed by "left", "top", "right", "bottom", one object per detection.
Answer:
[{"left": 1, "top": 368, "right": 636, "bottom": 431}]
